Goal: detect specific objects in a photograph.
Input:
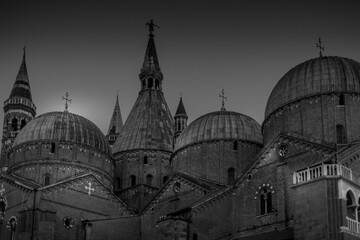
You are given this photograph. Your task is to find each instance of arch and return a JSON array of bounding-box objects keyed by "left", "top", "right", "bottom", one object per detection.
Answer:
[
  {"left": 336, "top": 124, "right": 346, "bottom": 144},
  {"left": 20, "top": 119, "right": 27, "bottom": 130},
  {"left": 193, "top": 233, "right": 198, "bottom": 240},
  {"left": 130, "top": 175, "right": 136, "bottom": 187},
  {"left": 227, "top": 167, "right": 235, "bottom": 185},
  {"left": 144, "top": 156, "right": 148, "bottom": 164},
  {"left": 155, "top": 79, "right": 159, "bottom": 89},
  {"left": 147, "top": 78, "right": 153, "bottom": 89},
  {"left": 233, "top": 141, "right": 238, "bottom": 150},
  {"left": 50, "top": 143, "right": 56, "bottom": 153},
  {"left": 44, "top": 174, "right": 51, "bottom": 186},
  {"left": 259, "top": 187, "right": 273, "bottom": 215},
  {"left": 163, "top": 176, "right": 169, "bottom": 184},
  {"left": 339, "top": 94, "right": 345, "bottom": 105},
  {"left": 346, "top": 190, "right": 356, "bottom": 219},
  {"left": 146, "top": 174, "right": 153, "bottom": 186},
  {"left": 11, "top": 118, "right": 18, "bottom": 131}
]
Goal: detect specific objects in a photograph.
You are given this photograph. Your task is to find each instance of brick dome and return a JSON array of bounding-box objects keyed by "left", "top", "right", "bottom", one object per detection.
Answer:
[
  {"left": 13, "top": 111, "right": 111, "bottom": 155},
  {"left": 265, "top": 56, "right": 360, "bottom": 120},
  {"left": 175, "top": 111, "right": 262, "bottom": 151}
]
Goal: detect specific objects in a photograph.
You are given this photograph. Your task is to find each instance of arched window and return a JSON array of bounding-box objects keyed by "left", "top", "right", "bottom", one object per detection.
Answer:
[
  {"left": 336, "top": 124, "right": 346, "bottom": 144},
  {"left": 339, "top": 94, "right": 345, "bottom": 105},
  {"left": 116, "top": 177, "right": 121, "bottom": 189},
  {"left": 347, "top": 191, "right": 356, "bottom": 219},
  {"left": 155, "top": 79, "right": 159, "bottom": 89},
  {"left": 146, "top": 174, "right": 153, "bottom": 186},
  {"left": 259, "top": 187, "right": 273, "bottom": 215},
  {"left": 163, "top": 176, "right": 169, "bottom": 184},
  {"left": 193, "top": 233, "right": 198, "bottom": 240},
  {"left": 11, "top": 118, "right": 18, "bottom": 131},
  {"left": 130, "top": 175, "right": 136, "bottom": 187},
  {"left": 20, "top": 119, "right": 26, "bottom": 130},
  {"left": 227, "top": 168, "right": 235, "bottom": 185},
  {"left": 233, "top": 141, "right": 238, "bottom": 150},
  {"left": 50, "top": 143, "right": 56, "bottom": 153},
  {"left": 144, "top": 156, "right": 148, "bottom": 164},
  {"left": 44, "top": 175, "right": 50, "bottom": 186},
  {"left": 147, "top": 78, "right": 153, "bottom": 89}
]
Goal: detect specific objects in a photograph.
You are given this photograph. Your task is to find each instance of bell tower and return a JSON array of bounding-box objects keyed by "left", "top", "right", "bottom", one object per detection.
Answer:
[{"left": 1, "top": 48, "right": 36, "bottom": 165}]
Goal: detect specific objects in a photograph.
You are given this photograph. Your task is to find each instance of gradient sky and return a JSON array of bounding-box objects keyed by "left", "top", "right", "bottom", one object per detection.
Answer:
[{"left": 1, "top": 1, "right": 360, "bottom": 136}]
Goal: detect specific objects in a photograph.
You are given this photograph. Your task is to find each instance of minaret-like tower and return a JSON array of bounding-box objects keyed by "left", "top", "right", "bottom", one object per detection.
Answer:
[
  {"left": 1, "top": 48, "right": 36, "bottom": 164},
  {"left": 174, "top": 96, "right": 188, "bottom": 140},
  {"left": 106, "top": 94, "right": 123, "bottom": 148},
  {"left": 112, "top": 20, "right": 174, "bottom": 211}
]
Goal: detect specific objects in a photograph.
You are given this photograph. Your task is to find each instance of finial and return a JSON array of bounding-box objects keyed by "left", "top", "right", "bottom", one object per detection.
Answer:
[
  {"left": 62, "top": 92, "right": 72, "bottom": 112},
  {"left": 146, "top": 19, "right": 159, "bottom": 37},
  {"left": 219, "top": 88, "right": 227, "bottom": 111},
  {"left": 23, "top": 44, "right": 26, "bottom": 60},
  {"left": 316, "top": 37, "right": 325, "bottom": 58},
  {"left": 180, "top": 92, "right": 182, "bottom": 100},
  {"left": 116, "top": 90, "right": 119, "bottom": 102}
]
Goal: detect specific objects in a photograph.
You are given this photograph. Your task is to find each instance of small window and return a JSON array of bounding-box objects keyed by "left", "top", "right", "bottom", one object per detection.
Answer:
[
  {"left": 146, "top": 174, "right": 153, "bottom": 186},
  {"left": 142, "top": 80, "right": 146, "bottom": 89},
  {"left": 20, "top": 119, "right": 26, "bottom": 130},
  {"left": 130, "top": 175, "right": 136, "bottom": 187},
  {"left": 44, "top": 175, "right": 50, "bottom": 186},
  {"left": 227, "top": 168, "right": 235, "bottom": 185},
  {"left": 155, "top": 79, "right": 159, "bottom": 89},
  {"left": 116, "top": 177, "right": 121, "bottom": 189},
  {"left": 336, "top": 124, "right": 346, "bottom": 144},
  {"left": 148, "top": 78, "right": 153, "bottom": 89},
  {"left": 50, "top": 143, "right": 56, "bottom": 153},
  {"left": 339, "top": 94, "right": 345, "bottom": 106},
  {"left": 260, "top": 188, "right": 273, "bottom": 215},
  {"left": 233, "top": 141, "right": 238, "bottom": 150},
  {"left": 193, "top": 233, "right": 198, "bottom": 240},
  {"left": 163, "top": 176, "right": 169, "bottom": 184},
  {"left": 144, "top": 156, "right": 148, "bottom": 164},
  {"left": 11, "top": 118, "right": 18, "bottom": 131}
]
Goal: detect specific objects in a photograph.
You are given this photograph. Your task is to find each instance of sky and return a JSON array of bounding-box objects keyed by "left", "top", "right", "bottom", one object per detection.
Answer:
[{"left": 1, "top": 1, "right": 360, "bottom": 137}]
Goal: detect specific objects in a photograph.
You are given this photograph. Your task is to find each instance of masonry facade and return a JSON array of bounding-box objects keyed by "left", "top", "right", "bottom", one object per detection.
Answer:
[{"left": 1, "top": 22, "right": 360, "bottom": 240}]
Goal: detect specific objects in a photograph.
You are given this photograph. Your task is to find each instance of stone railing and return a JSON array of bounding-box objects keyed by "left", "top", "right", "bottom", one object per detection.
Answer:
[
  {"left": 293, "top": 164, "right": 360, "bottom": 185},
  {"left": 340, "top": 216, "right": 360, "bottom": 236}
]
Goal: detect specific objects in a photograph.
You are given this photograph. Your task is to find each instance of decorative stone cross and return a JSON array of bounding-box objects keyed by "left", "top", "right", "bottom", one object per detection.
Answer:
[
  {"left": 0, "top": 184, "right": 5, "bottom": 196},
  {"left": 85, "top": 182, "right": 95, "bottom": 195},
  {"left": 62, "top": 92, "right": 72, "bottom": 112},
  {"left": 219, "top": 88, "right": 227, "bottom": 111},
  {"left": 316, "top": 37, "right": 325, "bottom": 58}
]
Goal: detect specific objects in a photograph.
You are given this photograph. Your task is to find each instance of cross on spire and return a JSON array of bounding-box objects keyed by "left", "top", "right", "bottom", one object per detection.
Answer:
[
  {"left": 316, "top": 37, "right": 325, "bottom": 58},
  {"left": 219, "top": 88, "right": 227, "bottom": 111},
  {"left": 62, "top": 92, "right": 72, "bottom": 112},
  {"left": 146, "top": 19, "right": 159, "bottom": 37}
]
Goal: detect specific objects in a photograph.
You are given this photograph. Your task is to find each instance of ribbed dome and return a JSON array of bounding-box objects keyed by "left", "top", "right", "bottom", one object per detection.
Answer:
[
  {"left": 13, "top": 111, "right": 111, "bottom": 155},
  {"left": 113, "top": 90, "right": 174, "bottom": 153},
  {"left": 175, "top": 111, "right": 262, "bottom": 151},
  {"left": 265, "top": 56, "right": 360, "bottom": 120}
]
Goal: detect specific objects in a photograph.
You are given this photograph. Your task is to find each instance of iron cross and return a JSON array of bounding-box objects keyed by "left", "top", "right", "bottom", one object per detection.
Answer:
[
  {"left": 85, "top": 182, "right": 95, "bottom": 195},
  {"left": 316, "top": 37, "right": 325, "bottom": 58},
  {"left": 146, "top": 19, "right": 159, "bottom": 36},
  {"left": 219, "top": 88, "right": 227, "bottom": 111},
  {"left": 62, "top": 92, "right": 72, "bottom": 112}
]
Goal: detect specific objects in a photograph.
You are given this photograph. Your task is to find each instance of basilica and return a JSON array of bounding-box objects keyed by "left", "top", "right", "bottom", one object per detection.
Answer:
[{"left": 1, "top": 21, "right": 360, "bottom": 240}]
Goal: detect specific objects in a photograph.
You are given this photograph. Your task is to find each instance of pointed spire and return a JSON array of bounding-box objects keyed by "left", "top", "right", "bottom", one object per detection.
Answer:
[
  {"left": 175, "top": 96, "right": 187, "bottom": 116},
  {"left": 107, "top": 93, "right": 123, "bottom": 145},
  {"left": 10, "top": 47, "right": 32, "bottom": 100}
]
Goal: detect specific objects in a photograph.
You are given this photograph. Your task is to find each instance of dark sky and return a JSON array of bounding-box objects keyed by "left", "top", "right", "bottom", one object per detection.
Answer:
[{"left": 1, "top": 1, "right": 360, "bottom": 135}]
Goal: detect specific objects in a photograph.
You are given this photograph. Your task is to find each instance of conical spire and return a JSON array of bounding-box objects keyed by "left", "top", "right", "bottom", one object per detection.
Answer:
[
  {"left": 175, "top": 97, "right": 187, "bottom": 116},
  {"left": 10, "top": 47, "right": 32, "bottom": 100},
  {"left": 107, "top": 94, "right": 123, "bottom": 146}
]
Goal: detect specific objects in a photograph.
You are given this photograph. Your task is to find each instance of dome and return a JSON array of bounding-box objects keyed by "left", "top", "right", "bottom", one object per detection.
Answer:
[
  {"left": 265, "top": 56, "right": 360, "bottom": 120},
  {"left": 175, "top": 111, "right": 263, "bottom": 151},
  {"left": 13, "top": 111, "right": 111, "bottom": 155}
]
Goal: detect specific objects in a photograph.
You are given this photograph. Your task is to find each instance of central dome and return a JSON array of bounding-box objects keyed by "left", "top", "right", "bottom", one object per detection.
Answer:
[
  {"left": 13, "top": 111, "right": 110, "bottom": 155},
  {"left": 265, "top": 56, "right": 360, "bottom": 120},
  {"left": 175, "top": 111, "right": 263, "bottom": 151}
]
